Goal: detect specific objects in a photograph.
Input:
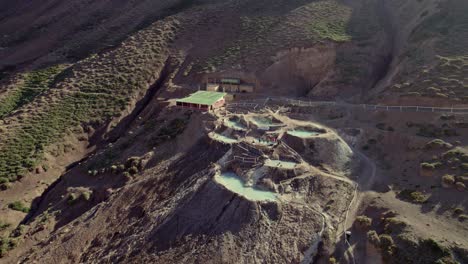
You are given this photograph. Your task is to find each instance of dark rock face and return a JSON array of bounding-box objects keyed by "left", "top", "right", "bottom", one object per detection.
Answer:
[{"left": 149, "top": 180, "right": 257, "bottom": 251}]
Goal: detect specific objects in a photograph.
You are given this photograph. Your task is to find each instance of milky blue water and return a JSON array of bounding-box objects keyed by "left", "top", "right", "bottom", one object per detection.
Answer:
[
  {"left": 215, "top": 172, "right": 277, "bottom": 202},
  {"left": 225, "top": 119, "right": 247, "bottom": 131},
  {"left": 287, "top": 130, "right": 321, "bottom": 138}
]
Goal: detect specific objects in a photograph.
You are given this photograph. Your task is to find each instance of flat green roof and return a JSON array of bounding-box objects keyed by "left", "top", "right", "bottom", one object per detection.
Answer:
[
  {"left": 221, "top": 78, "right": 241, "bottom": 84},
  {"left": 177, "top": 91, "right": 227, "bottom": 105}
]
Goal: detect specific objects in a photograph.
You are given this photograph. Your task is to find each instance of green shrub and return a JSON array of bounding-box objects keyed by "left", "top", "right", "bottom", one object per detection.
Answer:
[
  {"left": 355, "top": 215, "right": 372, "bottom": 229},
  {"left": 422, "top": 239, "right": 450, "bottom": 257},
  {"left": 0, "top": 221, "right": 10, "bottom": 231},
  {"left": 8, "top": 201, "right": 30, "bottom": 213},
  {"left": 454, "top": 207, "right": 464, "bottom": 215},
  {"left": 460, "top": 163, "right": 468, "bottom": 170},
  {"left": 11, "top": 224, "right": 25, "bottom": 238},
  {"left": 0, "top": 237, "right": 16, "bottom": 257},
  {"left": 410, "top": 191, "right": 428, "bottom": 203},
  {"left": 455, "top": 181, "right": 466, "bottom": 190},
  {"left": 0, "top": 183, "right": 12, "bottom": 191},
  {"left": 367, "top": 230, "right": 380, "bottom": 245},
  {"left": 125, "top": 157, "right": 141, "bottom": 169},
  {"left": 81, "top": 191, "right": 92, "bottom": 201},
  {"left": 379, "top": 234, "right": 394, "bottom": 250},
  {"left": 128, "top": 166, "right": 139, "bottom": 175},
  {"left": 425, "top": 139, "right": 452, "bottom": 149},
  {"left": 67, "top": 193, "right": 79, "bottom": 205},
  {"left": 421, "top": 162, "right": 443, "bottom": 170},
  {"left": 399, "top": 189, "right": 429, "bottom": 203},
  {"left": 442, "top": 174, "right": 455, "bottom": 185},
  {"left": 384, "top": 217, "right": 408, "bottom": 234}
]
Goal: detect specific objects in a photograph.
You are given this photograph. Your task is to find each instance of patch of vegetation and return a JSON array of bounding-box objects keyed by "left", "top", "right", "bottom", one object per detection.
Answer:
[
  {"left": 305, "top": 1, "right": 352, "bottom": 42},
  {"left": 415, "top": 123, "right": 458, "bottom": 138},
  {"left": 0, "top": 18, "right": 180, "bottom": 183},
  {"left": 442, "top": 174, "right": 455, "bottom": 186},
  {"left": 0, "top": 65, "right": 66, "bottom": 118},
  {"left": 0, "top": 237, "right": 16, "bottom": 257},
  {"left": 395, "top": 0, "right": 468, "bottom": 101},
  {"left": 453, "top": 207, "right": 464, "bottom": 215},
  {"left": 383, "top": 217, "right": 407, "bottom": 234},
  {"left": 398, "top": 189, "right": 429, "bottom": 203},
  {"left": 355, "top": 215, "right": 372, "bottom": 229},
  {"left": 420, "top": 162, "right": 443, "bottom": 170},
  {"left": 425, "top": 139, "right": 453, "bottom": 149},
  {"left": 0, "top": 221, "right": 10, "bottom": 231},
  {"left": 67, "top": 189, "right": 93, "bottom": 205},
  {"left": 8, "top": 201, "right": 30, "bottom": 213},
  {"left": 150, "top": 117, "right": 189, "bottom": 146}
]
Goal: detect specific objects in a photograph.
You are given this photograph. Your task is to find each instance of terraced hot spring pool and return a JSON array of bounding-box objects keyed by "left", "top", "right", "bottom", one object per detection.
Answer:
[
  {"left": 264, "top": 159, "right": 298, "bottom": 170},
  {"left": 252, "top": 116, "right": 282, "bottom": 128},
  {"left": 225, "top": 119, "right": 247, "bottom": 131},
  {"left": 287, "top": 129, "right": 322, "bottom": 138},
  {"left": 210, "top": 133, "right": 238, "bottom": 144},
  {"left": 214, "top": 172, "right": 277, "bottom": 202}
]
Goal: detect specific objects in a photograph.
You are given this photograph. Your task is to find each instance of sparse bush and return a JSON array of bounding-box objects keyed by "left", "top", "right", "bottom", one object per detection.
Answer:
[
  {"left": 128, "top": 166, "right": 139, "bottom": 175},
  {"left": 410, "top": 191, "right": 428, "bottom": 203},
  {"left": 455, "top": 181, "right": 466, "bottom": 191},
  {"left": 454, "top": 207, "right": 464, "bottom": 215},
  {"left": 379, "top": 234, "right": 395, "bottom": 260},
  {"left": 117, "top": 164, "right": 125, "bottom": 171},
  {"left": 379, "top": 234, "right": 394, "bottom": 248},
  {"left": 0, "top": 221, "right": 10, "bottom": 231},
  {"left": 0, "top": 237, "right": 16, "bottom": 257},
  {"left": 442, "top": 174, "right": 455, "bottom": 186},
  {"left": 399, "top": 189, "right": 429, "bottom": 203},
  {"left": 11, "top": 224, "right": 25, "bottom": 237},
  {"left": 383, "top": 217, "right": 407, "bottom": 234},
  {"left": 67, "top": 193, "right": 79, "bottom": 205},
  {"left": 355, "top": 215, "right": 372, "bottom": 229},
  {"left": 460, "top": 163, "right": 468, "bottom": 171},
  {"left": 367, "top": 230, "right": 380, "bottom": 246},
  {"left": 81, "top": 191, "right": 92, "bottom": 201},
  {"left": 422, "top": 239, "right": 450, "bottom": 257},
  {"left": 421, "top": 162, "right": 442, "bottom": 170},
  {"left": 425, "top": 139, "right": 452, "bottom": 149},
  {"left": 8, "top": 201, "right": 30, "bottom": 213},
  {"left": 125, "top": 157, "right": 141, "bottom": 170},
  {"left": 0, "top": 183, "right": 12, "bottom": 191}
]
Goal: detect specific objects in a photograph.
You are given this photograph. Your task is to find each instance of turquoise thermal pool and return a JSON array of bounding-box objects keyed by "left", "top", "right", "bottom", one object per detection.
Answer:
[
  {"left": 215, "top": 172, "right": 277, "bottom": 202},
  {"left": 287, "top": 129, "right": 322, "bottom": 138}
]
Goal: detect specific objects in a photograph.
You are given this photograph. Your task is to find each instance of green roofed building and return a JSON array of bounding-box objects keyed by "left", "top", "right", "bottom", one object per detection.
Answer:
[
  {"left": 176, "top": 91, "right": 227, "bottom": 111},
  {"left": 221, "top": 78, "right": 241, "bottom": 85}
]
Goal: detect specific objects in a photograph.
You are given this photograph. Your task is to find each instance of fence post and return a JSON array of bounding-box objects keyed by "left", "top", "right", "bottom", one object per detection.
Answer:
[{"left": 416, "top": 106, "right": 419, "bottom": 112}]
